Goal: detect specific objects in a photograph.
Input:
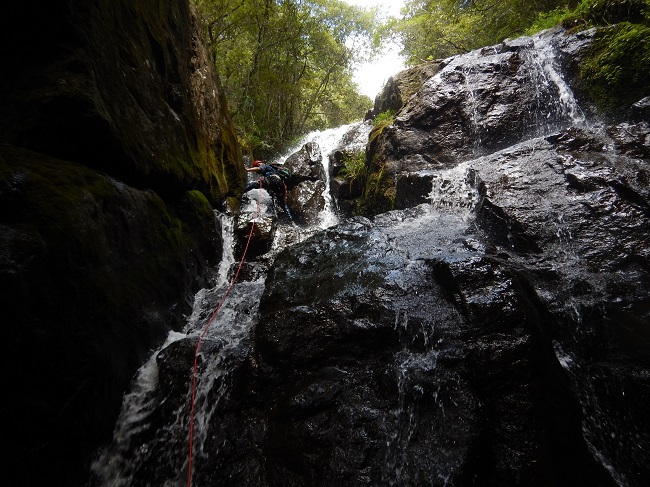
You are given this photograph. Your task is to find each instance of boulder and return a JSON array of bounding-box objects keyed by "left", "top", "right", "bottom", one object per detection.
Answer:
[
  {"left": 286, "top": 179, "right": 327, "bottom": 226},
  {"left": 368, "top": 28, "right": 596, "bottom": 181},
  {"left": 368, "top": 61, "right": 443, "bottom": 119},
  {"left": 284, "top": 141, "right": 324, "bottom": 182},
  {"left": 235, "top": 189, "right": 277, "bottom": 259}
]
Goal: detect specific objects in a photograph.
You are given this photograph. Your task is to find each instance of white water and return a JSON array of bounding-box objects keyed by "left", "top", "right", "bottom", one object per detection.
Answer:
[
  {"left": 90, "top": 209, "right": 256, "bottom": 486},
  {"left": 214, "top": 212, "right": 235, "bottom": 286},
  {"left": 522, "top": 34, "right": 588, "bottom": 132},
  {"left": 89, "top": 330, "right": 186, "bottom": 486},
  {"left": 272, "top": 121, "right": 372, "bottom": 229},
  {"left": 428, "top": 163, "right": 483, "bottom": 218},
  {"left": 91, "top": 121, "right": 372, "bottom": 484}
]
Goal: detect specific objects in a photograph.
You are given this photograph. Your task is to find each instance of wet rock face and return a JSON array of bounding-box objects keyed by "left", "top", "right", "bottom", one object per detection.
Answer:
[
  {"left": 0, "top": 0, "right": 243, "bottom": 200},
  {"left": 240, "top": 118, "right": 650, "bottom": 484},
  {"left": 369, "top": 28, "right": 595, "bottom": 178},
  {"left": 216, "top": 27, "right": 649, "bottom": 480},
  {"left": 368, "top": 61, "right": 443, "bottom": 119},
  {"left": 284, "top": 141, "right": 324, "bottom": 182},
  {"left": 0, "top": 1, "right": 241, "bottom": 485},
  {"left": 0, "top": 146, "right": 221, "bottom": 487},
  {"left": 245, "top": 210, "right": 615, "bottom": 485}
]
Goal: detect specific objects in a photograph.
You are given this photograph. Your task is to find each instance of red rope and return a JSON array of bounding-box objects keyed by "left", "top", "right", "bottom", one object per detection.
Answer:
[{"left": 187, "top": 181, "right": 263, "bottom": 486}]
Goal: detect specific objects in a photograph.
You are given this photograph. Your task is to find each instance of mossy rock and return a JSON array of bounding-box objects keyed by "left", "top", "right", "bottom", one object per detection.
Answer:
[
  {"left": 0, "top": 0, "right": 245, "bottom": 204},
  {"left": 370, "top": 61, "right": 442, "bottom": 118},
  {"left": 0, "top": 145, "right": 219, "bottom": 486},
  {"left": 579, "top": 22, "right": 650, "bottom": 117}
]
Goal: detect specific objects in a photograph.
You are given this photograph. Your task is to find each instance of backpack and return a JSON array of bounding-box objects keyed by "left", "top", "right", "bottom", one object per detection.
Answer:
[{"left": 268, "top": 163, "right": 291, "bottom": 182}]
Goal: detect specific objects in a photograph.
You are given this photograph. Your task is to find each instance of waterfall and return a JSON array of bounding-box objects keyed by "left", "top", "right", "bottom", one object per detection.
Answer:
[
  {"left": 214, "top": 212, "right": 235, "bottom": 286},
  {"left": 272, "top": 121, "right": 372, "bottom": 229},
  {"left": 90, "top": 123, "right": 372, "bottom": 485},
  {"left": 439, "top": 30, "right": 588, "bottom": 155},
  {"left": 90, "top": 210, "right": 262, "bottom": 486},
  {"left": 519, "top": 34, "right": 588, "bottom": 133},
  {"left": 89, "top": 330, "right": 186, "bottom": 486}
]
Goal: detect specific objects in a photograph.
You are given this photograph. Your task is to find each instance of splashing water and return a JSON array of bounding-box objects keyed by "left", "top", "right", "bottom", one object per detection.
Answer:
[
  {"left": 428, "top": 163, "right": 483, "bottom": 218},
  {"left": 520, "top": 34, "right": 588, "bottom": 132},
  {"left": 273, "top": 121, "right": 372, "bottom": 229},
  {"left": 214, "top": 211, "right": 235, "bottom": 286},
  {"left": 90, "top": 210, "right": 263, "bottom": 486}
]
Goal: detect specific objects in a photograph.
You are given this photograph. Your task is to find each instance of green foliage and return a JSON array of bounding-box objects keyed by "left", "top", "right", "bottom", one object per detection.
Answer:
[
  {"left": 340, "top": 150, "right": 367, "bottom": 181},
  {"left": 579, "top": 22, "right": 650, "bottom": 114},
  {"left": 563, "top": 0, "right": 650, "bottom": 28},
  {"left": 193, "top": 0, "right": 378, "bottom": 157},
  {"left": 372, "top": 109, "right": 395, "bottom": 128},
  {"left": 388, "top": 0, "right": 649, "bottom": 69},
  {"left": 389, "top": 0, "right": 575, "bottom": 64},
  {"left": 358, "top": 162, "right": 395, "bottom": 215},
  {"left": 525, "top": 7, "right": 573, "bottom": 34}
]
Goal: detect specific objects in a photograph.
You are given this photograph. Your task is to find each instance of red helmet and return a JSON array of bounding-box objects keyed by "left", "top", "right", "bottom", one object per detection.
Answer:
[{"left": 253, "top": 160, "right": 263, "bottom": 167}]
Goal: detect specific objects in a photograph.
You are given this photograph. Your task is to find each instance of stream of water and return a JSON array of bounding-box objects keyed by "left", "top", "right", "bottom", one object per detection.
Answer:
[
  {"left": 90, "top": 121, "right": 372, "bottom": 486},
  {"left": 87, "top": 28, "right": 631, "bottom": 485}
]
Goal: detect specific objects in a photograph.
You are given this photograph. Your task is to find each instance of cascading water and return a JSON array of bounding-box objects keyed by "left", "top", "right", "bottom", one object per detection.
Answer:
[
  {"left": 90, "top": 122, "right": 372, "bottom": 486},
  {"left": 519, "top": 34, "right": 588, "bottom": 133},
  {"left": 89, "top": 26, "right": 649, "bottom": 486},
  {"left": 439, "top": 29, "right": 588, "bottom": 157},
  {"left": 272, "top": 121, "right": 372, "bottom": 229},
  {"left": 90, "top": 209, "right": 264, "bottom": 486}
]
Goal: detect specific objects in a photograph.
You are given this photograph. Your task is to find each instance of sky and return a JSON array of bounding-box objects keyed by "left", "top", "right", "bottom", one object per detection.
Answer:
[{"left": 342, "top": 0, "right": 407, "bottom": 99}]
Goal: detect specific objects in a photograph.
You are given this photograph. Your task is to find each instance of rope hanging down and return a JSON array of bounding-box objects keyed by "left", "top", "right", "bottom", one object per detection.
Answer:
[{"left": 186, "top": 181, "right": 263, "bottom": 486}]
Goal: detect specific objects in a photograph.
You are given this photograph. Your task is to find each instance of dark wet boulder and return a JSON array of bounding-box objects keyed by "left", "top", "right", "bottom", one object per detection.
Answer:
[
  {"left": 394, "top": 171, "right": 435, "bottom": 209},
  {"left": 368, "top": 61, "right": 443, "bottom": 119},
  {"left": 229, "top": 123, "right": 650, "bottom": 485},
  {"left": 627, "top": 96, "right": 650, "bottom": 123},
  {"left": 235, "top": 189, "right": 278, "bottom": 259},
  {"left": 245, "top": 210, "right": 615, "bottom": 485},
  {"left": 368, "top": 28, "right": 596, "bottom": 181},
  {"left": 286, "top": 179, "right": 327, "bottom": 226},
  {"left": 284, "top": 141, "right": 324, "bottom": 183}
]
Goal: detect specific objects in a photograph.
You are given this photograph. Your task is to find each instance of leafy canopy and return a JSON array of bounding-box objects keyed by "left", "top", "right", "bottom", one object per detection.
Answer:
[
  {"left": 386, "top": 0, "right": 580, "bottom": 64},
  {"left": 193, "top": 0, "right": 380, "bottom": 157}
]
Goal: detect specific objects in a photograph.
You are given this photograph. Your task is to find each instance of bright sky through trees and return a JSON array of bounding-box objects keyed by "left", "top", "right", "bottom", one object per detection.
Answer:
[{"left": 342, "top": 0, "right": 406, "bottom": 98}]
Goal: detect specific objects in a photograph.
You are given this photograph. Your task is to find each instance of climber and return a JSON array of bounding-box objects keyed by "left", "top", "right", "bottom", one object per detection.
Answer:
[{"left": 244, "top": 160, "right": 293, "bottom": 216}]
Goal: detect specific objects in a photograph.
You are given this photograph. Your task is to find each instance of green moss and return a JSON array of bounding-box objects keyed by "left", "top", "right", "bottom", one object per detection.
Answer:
[
  {"left": 579, "top": 22, "right": 650, "bottom": 115},
  {"left": 372, "top": 109, "right": 395, "bottom": 129},
  {"left": 358, "top": 162, "right": 395, "bottom": 216},
  {"left": 0, "top": 146, "right": 217, "bottom": 320}
]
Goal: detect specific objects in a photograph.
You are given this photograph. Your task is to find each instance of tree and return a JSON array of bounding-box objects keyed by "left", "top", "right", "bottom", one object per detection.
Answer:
[
  {"left": 194, "top": 0, "right": 379, "bottom": 157},
  {"left": 388, "top": 0, "right": 579, "bottom": 64}
]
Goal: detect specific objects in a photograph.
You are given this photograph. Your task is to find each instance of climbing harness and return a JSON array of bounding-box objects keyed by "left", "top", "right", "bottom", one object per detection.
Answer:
[{"left": 186, "top": 179, "right": 263, "bottom": 487}]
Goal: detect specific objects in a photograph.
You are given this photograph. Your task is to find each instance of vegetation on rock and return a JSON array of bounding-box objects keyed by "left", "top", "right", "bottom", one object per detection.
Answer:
[{"left": 580, "top": 22, "right": 650, "bottom": 116}]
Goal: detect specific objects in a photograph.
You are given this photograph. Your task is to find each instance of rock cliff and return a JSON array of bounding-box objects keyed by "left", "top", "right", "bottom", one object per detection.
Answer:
[
  {"left": 0, "top": 1, "right": 243, "bottom": 485},
  {"left": 145, "top": 26, "right": 649, "bottom": 486}
]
